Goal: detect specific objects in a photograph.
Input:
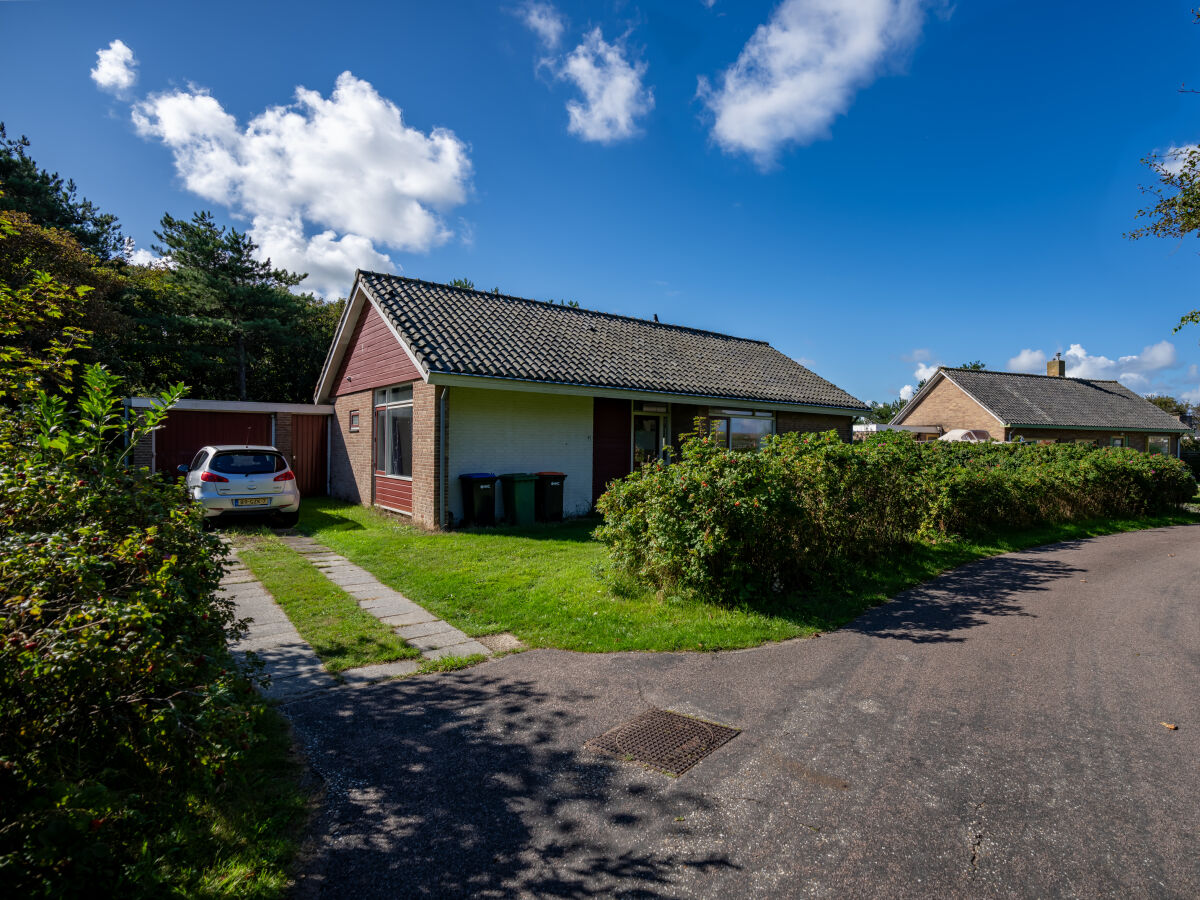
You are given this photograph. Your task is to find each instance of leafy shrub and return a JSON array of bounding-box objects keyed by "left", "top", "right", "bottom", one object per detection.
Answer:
[
  {"left": 0, "top": 366, "right": 265, "bottom": 895},
  {"left": 595, "top": 426, "right": 1196, "bottom": 599}
]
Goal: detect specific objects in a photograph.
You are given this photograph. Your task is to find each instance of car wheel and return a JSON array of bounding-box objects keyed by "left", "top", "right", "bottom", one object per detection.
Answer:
[{"left": 274, "top": 511, "right": 299, "bottom": 529}]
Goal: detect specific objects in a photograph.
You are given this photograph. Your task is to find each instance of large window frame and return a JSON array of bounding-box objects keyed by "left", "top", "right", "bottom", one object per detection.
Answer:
[
  {"left": 707, "top": 408, "right": 775, "bottom": 451},
  {"left": 374, "top": 385, "right": 414, "bottom": 479},
  {"left": 1146, "top": 435, "right": 1170, "bottom": 456}
]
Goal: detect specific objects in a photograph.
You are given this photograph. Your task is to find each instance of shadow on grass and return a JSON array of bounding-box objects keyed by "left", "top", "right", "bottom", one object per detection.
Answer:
[{"left": 288, "top": 674, "right": 737, "bottom": 898}]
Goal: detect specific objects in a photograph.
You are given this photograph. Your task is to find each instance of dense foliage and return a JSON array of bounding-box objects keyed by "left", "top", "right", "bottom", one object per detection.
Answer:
[
  {"left": 0, "top": 129, "right": 340, "bottom": 402},
  {"left": 595, "top": 428, "right": 1197, "bottom": 600},
  {"left": 0, "top": 365, "right": 271, "bottom": 894}
]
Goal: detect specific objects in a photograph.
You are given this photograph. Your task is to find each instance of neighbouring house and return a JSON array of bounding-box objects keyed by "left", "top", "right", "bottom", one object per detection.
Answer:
[
  {"left": 313, "top": 272, "right": 869, "bottom": 529},
  {"left": 891, "top": 359, "right": 1190, "bottom": 454}
]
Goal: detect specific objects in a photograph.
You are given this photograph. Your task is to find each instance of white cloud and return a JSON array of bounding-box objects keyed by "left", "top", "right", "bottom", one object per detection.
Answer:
[
  {"left": 1007, "top": 348, "right": 1046, "bottom": 374},
  {"left": 518, "top": 1, "right": 565, "bottom": 49},
  {"left": 698, "top": 0, "right": 935, "bottom": 167},
  {"left": 558, "top": 28, "right": 654, "bottom": 143},
  {"left": 91, "top": 39, "right": 138, "bottom": 96},
  {"left": 1182, "top": 384, "right": 1200, "bottom": 405},
  {"left": 899, "top": 384, "right": 915, "bottom": 401},
  {"left": 913, "top": 361, "right": 939, "bottom": 382},
  {"left": 131, "top": 70, "right": 472, "bottom": 297},
  {"left": 1062, "top": 340, "right": 1177, "bottom": 381}
]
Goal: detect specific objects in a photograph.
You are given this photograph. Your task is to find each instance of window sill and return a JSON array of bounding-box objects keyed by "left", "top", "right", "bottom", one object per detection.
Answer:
[{"left": 374, "top": 472, "right": 413, "bottom": 481}]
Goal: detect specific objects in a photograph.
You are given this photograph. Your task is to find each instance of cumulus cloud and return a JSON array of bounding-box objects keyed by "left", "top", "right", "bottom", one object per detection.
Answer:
[
  {"left": 913, "top": 361, "right": 939, "bottom": 382},
  {"left": 91, "top": 39, "right": 138, "bottom": 95},
  {"left": 1007, "top": 348, "right": 1046, "bottom": 374},
  {"left": 518, "top": 1, "right": 566, "bottom": 49},
  {"left": 898, "top": 384, "right": 915, "bottom": 401},
  {"left": 130, "top": 70, "right": 472, "bottom": 297},
  {"left": 1007, "top": 341, "right": 1191, "bottom": 396},
  {"left": 698, "top": 0, "right": 935, "bottom": 167},
  {"left": 558, "top": 28, "right": 654, "bottom": 143}
]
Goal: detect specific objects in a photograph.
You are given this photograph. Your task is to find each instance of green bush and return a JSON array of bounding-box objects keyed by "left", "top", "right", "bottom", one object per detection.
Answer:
[
  {"left": 0, "top": 366, "right": 266, "bottom": 895},
  {"left": 595, "top": 427, "right": 1196, "bottom": 599}
]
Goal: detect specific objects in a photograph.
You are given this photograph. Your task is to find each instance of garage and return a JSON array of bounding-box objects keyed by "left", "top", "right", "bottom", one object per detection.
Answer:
[{"left": 125, "top": 398, "right": 333, "bottom": 495}]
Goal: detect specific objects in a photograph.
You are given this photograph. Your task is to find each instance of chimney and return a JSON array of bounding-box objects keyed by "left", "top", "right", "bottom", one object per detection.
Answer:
[{"left": 1047, "top": 352, "right": 1066, "bottom": 378}]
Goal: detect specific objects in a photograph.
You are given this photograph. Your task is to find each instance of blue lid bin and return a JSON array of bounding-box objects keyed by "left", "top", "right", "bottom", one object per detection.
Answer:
[{"left": 458, "top": 473, "right": 498, "bottom": 527}]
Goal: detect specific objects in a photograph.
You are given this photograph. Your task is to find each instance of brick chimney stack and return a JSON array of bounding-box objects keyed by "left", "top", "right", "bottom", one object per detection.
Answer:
[{"left": 1047, "top": 352, "right": 1066, "bottom": 377}]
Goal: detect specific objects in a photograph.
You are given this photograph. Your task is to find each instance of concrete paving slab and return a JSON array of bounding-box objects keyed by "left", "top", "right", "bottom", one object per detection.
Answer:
[
  {"left": 420, "top": 640, "right": 492, "bottom": 660},
  {"left": 339, "top": 659, "right": 423, "bottom": 686},
  {"left": 380, "top": 609, "right": 439, "bottom": 627},
  {"left": 233, "top": 619, "right": 296, "bottom": 639},
  {"left": 397, "top": 620, "right": 458, "bottom": 640},
  {"left": 408, "top": 629, "right": 472, "bottom": 652},
  {"left": 233, "top": 634, "right": 308, "bottom": 654}
]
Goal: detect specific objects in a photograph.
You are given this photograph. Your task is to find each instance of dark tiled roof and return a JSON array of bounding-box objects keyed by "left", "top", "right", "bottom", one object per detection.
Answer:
[
  {"left": 358, "top": 273, "right": 868, "bottom": 411},
  {"left": 942, "top": 368, "right": 1189, "bottom": 431}
]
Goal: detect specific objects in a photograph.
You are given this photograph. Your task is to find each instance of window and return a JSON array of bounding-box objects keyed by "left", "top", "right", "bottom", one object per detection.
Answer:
[
  {"left": 188, "top": 450, "right": 209, "bottom": 471},
  {"left": 1147, "top": 436, "right": 1170, "bottom": 455},
  {"left": 1110, "top": 436, "right": 1125, "bottom": 448},
  {"left": 210, "top": 452, "right": 286, "bottom": 475},
  {"left": 348, "top": 409, "right": 360, "bottom": 433},
  {"left": 374, "top": 385, "right": 414, "bottom": 477},
  {"left": 707, "top": 408, "right": 775, "bottom": 450}
]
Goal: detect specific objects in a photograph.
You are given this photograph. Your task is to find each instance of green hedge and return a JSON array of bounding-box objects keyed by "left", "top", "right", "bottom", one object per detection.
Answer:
[
  {"left": 0, "top": 368, "right": 269, "bottom": 895},
  {"left": 595, "top": 428, "right": 1196, "bottom": 600}
]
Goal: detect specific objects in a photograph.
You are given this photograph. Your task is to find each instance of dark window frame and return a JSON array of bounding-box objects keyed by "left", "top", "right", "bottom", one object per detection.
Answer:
[
  {"left": 348, "top": 409, "right": 360, "bottom": 433},
  {"left": 373, "top": 384, "right": 415, "bottom": 479}
]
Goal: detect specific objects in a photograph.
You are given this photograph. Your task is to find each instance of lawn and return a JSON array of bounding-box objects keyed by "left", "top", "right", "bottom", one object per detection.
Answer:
[
  {"left": 297, "top": 499, "right": 1198, "bottom": 653},
  {"left": 235, "top": 531, "right": 420, "bottom": 673}
]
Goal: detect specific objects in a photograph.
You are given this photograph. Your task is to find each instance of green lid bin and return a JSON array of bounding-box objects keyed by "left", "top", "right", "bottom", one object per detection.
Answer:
[{"left": 499, "top": 473, "right": 537, "bottom": 526}]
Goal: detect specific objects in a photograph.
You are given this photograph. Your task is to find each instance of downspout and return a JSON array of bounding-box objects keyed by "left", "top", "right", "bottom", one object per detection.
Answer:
[
  {"left": 439, "top": 386, "right": 449, "bottom": 529},
  {"left": 326, "top": 414, "right": 332, "bottom": 496}
]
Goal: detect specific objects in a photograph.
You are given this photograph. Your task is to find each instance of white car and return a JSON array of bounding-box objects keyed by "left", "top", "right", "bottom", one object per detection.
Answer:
[{"left": 179, "top": 445, "right": 301, "bottom": 527}]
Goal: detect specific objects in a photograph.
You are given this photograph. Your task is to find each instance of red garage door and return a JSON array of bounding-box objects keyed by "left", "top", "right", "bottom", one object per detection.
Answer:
[
  {"left": 155, "top": 411, "right": 273, "bottom": 474},
  {"left": 291, "top": 414, "right": 328, "bottom": 496}
]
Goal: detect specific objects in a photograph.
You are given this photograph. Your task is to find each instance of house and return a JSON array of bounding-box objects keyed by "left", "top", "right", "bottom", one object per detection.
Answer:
[
  {"left": 891, "top": 358, "right": 1190, "bottom": 454},
  {"left": 313, "top": 272, "right": 869, "bottom": 529}
]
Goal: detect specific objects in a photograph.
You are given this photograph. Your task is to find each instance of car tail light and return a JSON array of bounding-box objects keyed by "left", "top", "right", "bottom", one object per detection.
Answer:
[
  {"left": 200, "top": 471, "right": 228, "bottom": 483},
  {"left": 274, "top": 470, "right": 295, "bottom": 482}
]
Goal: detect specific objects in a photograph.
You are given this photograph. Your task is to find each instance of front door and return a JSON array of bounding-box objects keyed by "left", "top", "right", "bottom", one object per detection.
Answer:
[{"left": 633, "top": 414, "right": 663, "bottom": 466}]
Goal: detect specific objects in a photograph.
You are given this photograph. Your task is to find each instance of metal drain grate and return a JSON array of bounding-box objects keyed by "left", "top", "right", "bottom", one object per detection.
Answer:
[{"left": 585, "top": 708, "right": 740, "bottom": 776}]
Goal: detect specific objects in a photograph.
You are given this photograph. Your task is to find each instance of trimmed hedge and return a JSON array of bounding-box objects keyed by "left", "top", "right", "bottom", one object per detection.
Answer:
[{"left": 595, "top": 428, "right": 1196, "bottom": 600}]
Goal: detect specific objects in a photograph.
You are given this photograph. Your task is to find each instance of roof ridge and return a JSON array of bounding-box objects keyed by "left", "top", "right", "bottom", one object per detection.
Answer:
[
  {"left": 942, "top": 366, "right": 1121, "bottom": 384},
  {"left": 358, "top": 271, "right": 773, "bottom": 346}
]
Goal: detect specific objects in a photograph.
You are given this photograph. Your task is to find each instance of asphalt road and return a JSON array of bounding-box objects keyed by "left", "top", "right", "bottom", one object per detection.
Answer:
[{"left": 287, "top": 525, "right": 1199, "bottom": 899}]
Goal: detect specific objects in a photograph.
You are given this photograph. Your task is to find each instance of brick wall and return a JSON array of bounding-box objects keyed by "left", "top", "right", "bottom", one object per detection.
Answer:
[
  {"left": 330, "top": 388, "right": 374, "bottom": 505},
  {"left": 895, "top": 376, "right": 1003, "bottom": 439},
  {"left": 1005, "top": 428, "right": 1180, "bottom": 455},
  {"left": 411, "top": 382, "right": 442, "bottom": 530},
  {"left": 776, "top": 411, "right": 855, "bottom": 443},
  {"left": 274, "top": 412, "right": 292, "bottom": 460}
]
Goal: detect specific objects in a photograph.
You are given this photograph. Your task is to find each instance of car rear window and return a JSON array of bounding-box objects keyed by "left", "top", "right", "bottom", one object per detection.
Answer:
[{"left": 210, "top": 452, "right": 287, "bottom": 475}]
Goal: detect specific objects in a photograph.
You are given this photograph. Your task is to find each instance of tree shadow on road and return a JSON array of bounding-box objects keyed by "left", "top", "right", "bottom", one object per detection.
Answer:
[
  {"left": 287, "top": 672, "right": 737, "bottom": 898},
  {"left": 842, "top": 547, "right": 1083, "bottom": 643}
]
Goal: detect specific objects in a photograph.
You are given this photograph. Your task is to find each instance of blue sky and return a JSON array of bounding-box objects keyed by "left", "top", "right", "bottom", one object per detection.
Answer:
[{"left": 3, "top": 0, "right": 1200, "bottom": 406}]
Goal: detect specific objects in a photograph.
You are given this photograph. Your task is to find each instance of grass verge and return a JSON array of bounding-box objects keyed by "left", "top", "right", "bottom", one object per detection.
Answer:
[
  {"left": 126, "top": 706, "right": 309, "bottom": 898},
  {"left": 297, "top": 499, "right": 1197, "bottom": 654},
  {"left": 234, "top": 531, "right": 419, "bottom": 673}
]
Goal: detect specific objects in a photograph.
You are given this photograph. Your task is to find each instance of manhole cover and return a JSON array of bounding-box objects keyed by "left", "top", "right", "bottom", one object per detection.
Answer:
[{"left": 585, "top": 708, "right": 740, "bottom": 776}]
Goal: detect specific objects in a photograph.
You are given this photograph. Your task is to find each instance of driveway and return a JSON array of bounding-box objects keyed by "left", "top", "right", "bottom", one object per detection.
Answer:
[{"left": 287, "top": 526, "right": 1199, "bottom": 899}]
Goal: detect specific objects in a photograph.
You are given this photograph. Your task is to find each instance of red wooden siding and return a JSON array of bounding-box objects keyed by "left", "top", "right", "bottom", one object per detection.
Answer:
[
  {"left": 155, "top": 411, "right": 272, "bottom": 474},
  {"left": 333, "top": 302, "right": 421, "bottom": 396},
  {"left": 374, "top": 475, "right": 413, "bottom": 513},
  {"left": 592, "top": 397, "right": 632, "bottom": 501},
  {"left": 291, "top": 414, "right": 328, "bottom": 496}
]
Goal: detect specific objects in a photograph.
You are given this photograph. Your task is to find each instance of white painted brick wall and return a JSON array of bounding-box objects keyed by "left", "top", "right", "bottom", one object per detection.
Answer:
[{"left": 447, "top": 387, "right": 593, "bottom": 522}]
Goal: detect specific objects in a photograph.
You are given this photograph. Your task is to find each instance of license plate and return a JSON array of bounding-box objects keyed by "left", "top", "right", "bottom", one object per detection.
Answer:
[{"left": 234, "top": 497, "right": 270, "bottom": 508}]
